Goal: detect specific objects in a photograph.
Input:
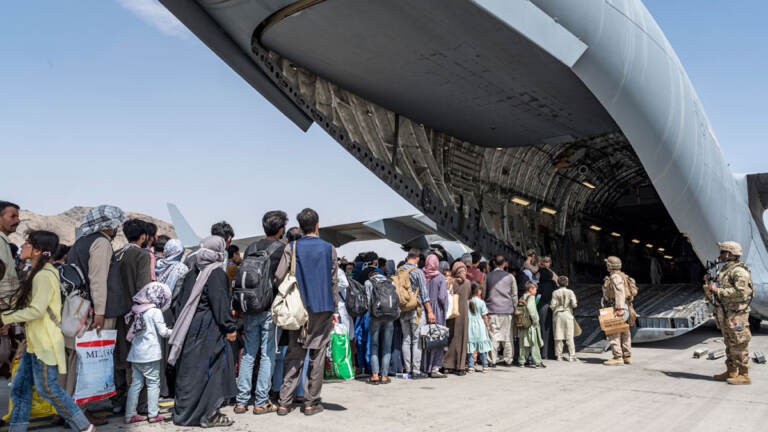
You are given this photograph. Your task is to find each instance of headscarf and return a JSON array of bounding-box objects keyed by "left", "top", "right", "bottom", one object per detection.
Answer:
[
  {"left": 156, "top": 239, "right": 189, "bottom": 290},
  {"left": 125, "top": 282, "right": 172, "bottom": 342},
  {"left": 452, "top": 261, "right": 467, "bottom": 283},
  {"left": 424, "top": 254, "right": 440, "bottom": 282},
  {"left": 439, "top": 261, "right": 450, "bottom": 274},
  {"left": 80, "top": 205, "right": 126, "bottom": 236},
  {"left": 167, "top": 236, "right": 226, "bottom": 366},
  {"left": 385, "top": 260, "right": 396, "bottom": 277}
]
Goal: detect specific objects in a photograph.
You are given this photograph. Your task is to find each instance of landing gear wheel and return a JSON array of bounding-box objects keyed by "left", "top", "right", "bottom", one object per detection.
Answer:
[{"left": 749, "top": 316, "right": 762, "bottom": 333}]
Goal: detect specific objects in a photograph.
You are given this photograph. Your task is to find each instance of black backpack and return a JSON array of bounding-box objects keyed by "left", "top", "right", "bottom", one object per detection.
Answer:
[
  {"left": 370, "top": 277, "right": 400, "bottom": 320},
  {"left": 233, "top": 241, "right": 284, "bottom": 314},
  {"left": 345, "top": 278, "right": 368, "bottom": 318},
  {"left": 54, "top": 263, "right": 88, "bottom": 298}
]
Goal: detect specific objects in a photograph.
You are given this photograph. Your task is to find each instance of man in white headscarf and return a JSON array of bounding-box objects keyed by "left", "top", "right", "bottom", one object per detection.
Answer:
[{"left": 62, "top": 205, "right": 126, "bottom": 425}]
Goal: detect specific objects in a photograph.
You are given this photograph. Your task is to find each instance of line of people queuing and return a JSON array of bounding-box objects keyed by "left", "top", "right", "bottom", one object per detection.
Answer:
[{"left": 0, "top": 200, "right": 582, "bottom": 430}]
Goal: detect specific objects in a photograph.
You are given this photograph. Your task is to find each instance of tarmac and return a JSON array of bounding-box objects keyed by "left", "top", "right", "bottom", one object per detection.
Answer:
[{"left": 1, "top": 324, "right": 766, "bottom": 432}]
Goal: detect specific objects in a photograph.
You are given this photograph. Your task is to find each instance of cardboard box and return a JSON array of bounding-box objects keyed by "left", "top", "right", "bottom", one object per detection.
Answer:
[{"left": 598, "top": 307, "right": 629, "bottom": 336}]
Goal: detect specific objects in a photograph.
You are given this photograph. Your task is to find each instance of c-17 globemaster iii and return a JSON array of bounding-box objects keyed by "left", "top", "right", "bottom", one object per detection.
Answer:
[{"left": 159, "top": 0, "right": 766, "bottom": 345}]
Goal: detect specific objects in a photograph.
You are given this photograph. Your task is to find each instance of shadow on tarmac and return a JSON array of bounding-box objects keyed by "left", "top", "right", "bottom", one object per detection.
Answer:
[
  {"left": 657, "top": 370, "right": 717, "bottom": 381},
  {"left": 579, "top": 357, "right": 606, "bottom": 365},
  {"left": 640, "top": 326, "right": 720, "bottom": 351},
  {"left": 320, "top": 402, "right": 347, "bottom": 411}
]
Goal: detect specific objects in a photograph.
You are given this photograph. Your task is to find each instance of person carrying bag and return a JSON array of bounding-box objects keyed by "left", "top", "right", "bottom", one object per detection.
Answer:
[{"left": 271, "top": 242, "right": 308, "bottom": 331}]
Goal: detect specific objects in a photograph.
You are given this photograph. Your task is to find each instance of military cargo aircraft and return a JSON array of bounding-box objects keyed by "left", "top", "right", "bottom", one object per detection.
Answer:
[{"left": 160, "top": 0, "right": 766, "bottom": 342}]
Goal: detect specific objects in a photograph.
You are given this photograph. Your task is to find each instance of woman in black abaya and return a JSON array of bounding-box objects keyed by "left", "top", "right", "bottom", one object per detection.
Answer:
[{"left": 168, "top": 236, "right": 237, "bottom": 427}]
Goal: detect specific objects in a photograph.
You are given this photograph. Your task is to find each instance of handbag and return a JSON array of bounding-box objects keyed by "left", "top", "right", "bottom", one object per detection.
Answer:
[
  {"left": 420, "top": 323, "right": 449, "bottom": 351},
  {"left": 446, "top": 284, "right": 460, "bottom": 320},
  {"left": 574, "top": 319, "right": 582, "bottom": 337},
  {"left": 271, "top": 242, "right": 309, "bottom": 330}
]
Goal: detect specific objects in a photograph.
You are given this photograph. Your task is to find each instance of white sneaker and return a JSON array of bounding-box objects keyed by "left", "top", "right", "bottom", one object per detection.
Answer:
[
  {"left": 569, "top": 356, "right": 578, "bottom": 362},
  {"left": 556, "top": 356, "right": 565, "bottom": 361}
]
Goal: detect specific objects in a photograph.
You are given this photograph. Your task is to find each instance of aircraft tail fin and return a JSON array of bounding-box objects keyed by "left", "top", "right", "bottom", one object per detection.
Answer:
[{"left": 167, "top": 203, "right": 201, "bottom": 248}]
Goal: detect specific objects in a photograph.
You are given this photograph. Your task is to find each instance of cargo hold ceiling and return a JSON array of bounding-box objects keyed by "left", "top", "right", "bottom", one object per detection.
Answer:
[{"left": 259, "top": 0, "right": 618, "bottom": 148}]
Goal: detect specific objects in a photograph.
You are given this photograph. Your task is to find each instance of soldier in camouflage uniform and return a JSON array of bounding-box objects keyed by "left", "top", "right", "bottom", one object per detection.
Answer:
[
  {"left": 601, "top": 256, "right": 635, "bottom": 366},
  {"left": 706, "top": 241, "right": 753, "bottom": 385}
]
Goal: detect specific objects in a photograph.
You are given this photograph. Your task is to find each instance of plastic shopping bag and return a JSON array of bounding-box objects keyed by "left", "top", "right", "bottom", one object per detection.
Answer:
[
  {"left": 73, "top": 330, "right": 117, "bottom": 405},
  {"left": 330, "top": 324, "right": 354, "bottom": 380},
  {"left": 2, "top": 359, "right": 57, "bottom": 421}
]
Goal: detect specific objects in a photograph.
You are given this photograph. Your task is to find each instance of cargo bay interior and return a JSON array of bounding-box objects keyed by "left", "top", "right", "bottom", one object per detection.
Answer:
[{"left": 207, "top": 0, "right": 713, "bottom": 345}]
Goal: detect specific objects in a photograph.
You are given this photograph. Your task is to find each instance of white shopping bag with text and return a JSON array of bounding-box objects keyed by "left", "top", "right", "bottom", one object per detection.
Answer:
[{"left": 73, "top": 329, "right": 116, "bottom": 405}]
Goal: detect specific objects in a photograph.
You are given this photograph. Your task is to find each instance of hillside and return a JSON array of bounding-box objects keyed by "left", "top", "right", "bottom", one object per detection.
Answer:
[{"left": 9, "top": 207, "right": 176, "bottom": 249}]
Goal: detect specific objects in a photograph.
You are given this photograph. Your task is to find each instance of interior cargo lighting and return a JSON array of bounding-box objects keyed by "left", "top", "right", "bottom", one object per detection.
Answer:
[
  {"left": 663, "top": 255, "right": 673, "bottom": 260},
  {"left": 610, "top": 232, "right": 621, "bottom": 237},
  {"left": 582, "top": 181, "right": 596, "bottom": 189},
  {"left": 589, "top": 225, "right": 602, "bottom": 231},
  {"left": 511, "top": 197, "right": 530, "bottom": 206},
  {"left": 496, "top": 147, "right": 504, "bottom": 151},
  {"left": 646, "top": 244, "right": 654, "bottom": 248},
  {"left": 540, "top": 207, "right": 558, "bottom": 215},
  {"left": 631, "top": 239, "right": 640, "bottom": 244},
  {"left": 657, "top": 248, "right": 665, "bottom": 252}
]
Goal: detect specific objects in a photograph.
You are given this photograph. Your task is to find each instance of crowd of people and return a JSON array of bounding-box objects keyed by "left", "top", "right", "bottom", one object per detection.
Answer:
[{"left": 0, "top": 200, "right": 585, "bottom": 430}]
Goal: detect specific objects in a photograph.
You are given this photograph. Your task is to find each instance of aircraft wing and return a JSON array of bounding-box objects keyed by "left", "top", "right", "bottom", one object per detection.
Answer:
[{"left": 320, "top": 214, "right": 450, "bottom": 248}]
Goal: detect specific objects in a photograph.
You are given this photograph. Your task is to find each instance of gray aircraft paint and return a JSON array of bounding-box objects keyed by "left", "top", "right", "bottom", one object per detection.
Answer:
[
  {"left": 160, "top": 0, "right": 767, "bottom": 320},
  {"left": 521, "top": 0, "right": 767, "bottom": 318}
]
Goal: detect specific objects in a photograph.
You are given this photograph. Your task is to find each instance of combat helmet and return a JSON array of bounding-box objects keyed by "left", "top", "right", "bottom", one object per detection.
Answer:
[
  {"left": 717, "top": 241, "right": 743, "bottom": 256},
  {"left": 604, "top": 256, "right": 622, "bottom": 271}
]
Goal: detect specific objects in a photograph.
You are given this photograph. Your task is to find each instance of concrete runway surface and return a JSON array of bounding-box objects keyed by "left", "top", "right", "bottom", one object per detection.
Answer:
[{"left": 1, "top": 325, "right": 765, "bottom": 432}]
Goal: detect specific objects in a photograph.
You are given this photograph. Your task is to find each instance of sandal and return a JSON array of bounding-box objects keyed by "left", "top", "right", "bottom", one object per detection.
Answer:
[
  {"left": 84, "top": 411, "right": 108, "bottom": 426},
  {"left": 233, "top": 405, "right": 248, "bottom": 414},
  {"left": 253, "top": 401, "right": 278, "bottom": 415},
  {"left": 379, "top": 377, "right": 391, "bottom": 384},
  {"left": 367, "top": 377, "right": 380, "bottom": 385},
  {"left": 276, "top": 405, "right": 294, "bottom": 417},
  {"left": 147, "top": 415, "right": 168, "bottom": 423},
  {"left": 200, "top": 413, "right": 234, "bottom": 428},
  {"left": 303, "top": 404, "right": 324, "bottom": 416},
  {"left": 124, "top": 415, "right": 146, "bottom": 424}
]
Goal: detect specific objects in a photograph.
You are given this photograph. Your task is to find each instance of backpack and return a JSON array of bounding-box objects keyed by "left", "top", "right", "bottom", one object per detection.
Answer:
[
  {"left": 392, "top": 267, "right": 419, "bottom": 312},
  {"left": 54, "top": 263, "right": 87, "bottom": 298},
  {"left": 271, "top": 242, "right": 308, "bottom": 330},
  {"left": 105, "top": 246, "right": 131, "bottom": 318},
  {"left": 233, "top": 241, "right": 283, "bottom": 314},
  {"left": 624, "top": 274, "right": 639, "bottom": 302},
  {"left": 514, "top": 298, "right": 532, "bottom": 329},
  {"left": 370, "top": 277, "right": 400, "bottom": 320},
  {"left": 344, "top": 278, "right": 368, "bottom": 318},
  {"left": 44, "top": 268, "right": 92, "bottom": 338}
]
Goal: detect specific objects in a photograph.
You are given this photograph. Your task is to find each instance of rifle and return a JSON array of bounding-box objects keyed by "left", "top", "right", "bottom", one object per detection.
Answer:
[{"left": 704, "top": 260, "right": 727, "bottom": 319}]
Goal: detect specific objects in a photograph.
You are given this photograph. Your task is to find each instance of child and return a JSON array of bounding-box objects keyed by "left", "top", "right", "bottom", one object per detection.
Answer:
[
  {"left": 124, "top": 282, "right": 173, "bottom": 424},
  {"left": 2, "top": 231, "right": 95, "bottom": 432},
  {"left": 466, "top": 282, "right": 492, "bottom": 372},
  {"left": 518, "top": 281, "right": 545, "bottom": 368},
  {"left": 550, "top": 276, "right": 578, "bottom": 361}
]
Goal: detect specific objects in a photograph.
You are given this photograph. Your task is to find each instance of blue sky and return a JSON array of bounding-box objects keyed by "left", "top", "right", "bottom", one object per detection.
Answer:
[{"left": 2, "top": 1, "right": 766, "bottom": 259}]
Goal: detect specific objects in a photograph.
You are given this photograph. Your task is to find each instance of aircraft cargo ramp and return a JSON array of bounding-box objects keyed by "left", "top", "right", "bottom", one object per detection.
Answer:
[{"left": 573, "top": 284, "right": 711, "bottom": 350}]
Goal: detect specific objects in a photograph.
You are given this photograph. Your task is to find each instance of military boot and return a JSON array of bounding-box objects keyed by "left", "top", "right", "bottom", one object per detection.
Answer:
[
  {"left": 726, "top": 368, "right": 751, "bottom": 385},
  {"left": 603, "top": 357, "right": 624, "bottom": 366},
  {"left": 623, "top": 356, "right": 632, "bottom": 365},
  {"left": 713, "top": 365, "right": 737, "bottom": 381}
]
